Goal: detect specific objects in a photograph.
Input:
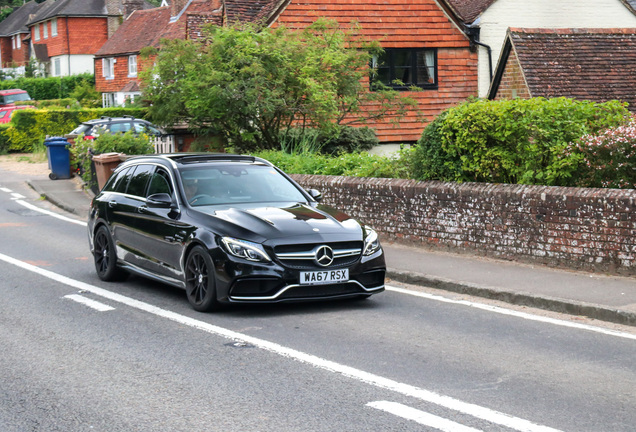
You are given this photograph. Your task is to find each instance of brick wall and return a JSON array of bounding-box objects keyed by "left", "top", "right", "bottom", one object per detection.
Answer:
[
  {"left": 95, "top": 55, "right": 133, "bottom": 92},
  {"left": 493, "top": 48, "right": 531, "bottom": 100},
  {"left": 38, "top": 17, "right": 109, "bottom": 57},
  {"left": 290, "top": 175, "right": 636, "bottom": 275}
]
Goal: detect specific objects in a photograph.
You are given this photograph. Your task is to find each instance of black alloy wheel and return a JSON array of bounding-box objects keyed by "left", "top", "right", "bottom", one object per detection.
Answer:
[
  {"left": 93, "top": 225, "right": 126, "bottom": 281},
  {"left": 185, "top": 246, "right": 219, "bottom": 312}
]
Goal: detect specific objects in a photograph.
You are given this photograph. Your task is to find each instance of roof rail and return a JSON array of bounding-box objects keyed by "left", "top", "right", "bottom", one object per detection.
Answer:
[{"left": 170, "top": 154, "right": 257, "bottom": 164}]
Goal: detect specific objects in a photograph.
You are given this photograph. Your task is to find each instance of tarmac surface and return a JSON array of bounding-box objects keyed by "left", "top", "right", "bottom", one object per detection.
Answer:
[{"left": 23, "top": 173, "right": 636, "bottom": 327}]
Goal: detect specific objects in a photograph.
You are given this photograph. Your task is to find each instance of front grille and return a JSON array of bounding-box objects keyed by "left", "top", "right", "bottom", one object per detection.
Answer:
[
  {"left": 278, "top": 283, "right": 362, "bottom": 300},
  {"left": 273, "top": 241, "right": 362, "bottom": 270}
]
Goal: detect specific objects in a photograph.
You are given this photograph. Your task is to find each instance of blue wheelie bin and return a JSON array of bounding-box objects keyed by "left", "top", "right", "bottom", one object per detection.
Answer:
[{"left": 44, "top": 137, "right": 71, "bottom": 180}]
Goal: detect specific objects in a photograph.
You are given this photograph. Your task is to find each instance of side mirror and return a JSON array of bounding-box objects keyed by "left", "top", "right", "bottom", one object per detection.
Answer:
[
  {"left": 147, "top": 193, "right": 175, "bottom": 208},
  {"left": 307, "top": 189, "right": 322, "bottom": 202}
]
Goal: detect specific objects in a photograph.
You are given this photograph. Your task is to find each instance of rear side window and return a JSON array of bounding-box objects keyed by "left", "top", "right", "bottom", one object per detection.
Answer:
[
  {"left": 109, "top": 122, "right": 132, "bottom": 133},
  {"left": 103, "top": 166, "right": 133, "bottom": 193},
  {"left": 126, "top": 164, "right": 154, "bottom": 197}
]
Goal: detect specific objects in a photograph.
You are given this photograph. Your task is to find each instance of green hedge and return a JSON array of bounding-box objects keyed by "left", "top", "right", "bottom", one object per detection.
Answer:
[
  {"left": 0, "top": 124, "right": 10, "bottom": 154},
  {"left": 410, "top": 97, "right": 631, "bottom": 186},
  {"left": 6, "top": 108, "right": 148, "bottom": 152},
  {"left": 0, "top": 74, "right": 95, "bottom": 100},
  {"left": 254, "top": 149, "right": 410, "bottom": 179}
]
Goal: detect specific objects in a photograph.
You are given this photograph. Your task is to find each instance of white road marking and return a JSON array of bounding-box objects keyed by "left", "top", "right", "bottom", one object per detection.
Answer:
[
  {"left": 15, "top": 199, "right": 87, "bottom": 226},
  {"left": 64, "top": 294, "right": 115, "bottom": 312},
  {"left": 386, "top": 285, "right": 636, "bottom": 341},
  {"left": 0, "top": 251, "right": 562, "bottom": 432},
  {"left": 368, "top": 401, "right": 483, "bottom": 432},
  {"left": 0, "top": 187, "right": 12, "bottom": 193},
  {"left": 11, "top": 192, "right": 26, "bottom": 200}
]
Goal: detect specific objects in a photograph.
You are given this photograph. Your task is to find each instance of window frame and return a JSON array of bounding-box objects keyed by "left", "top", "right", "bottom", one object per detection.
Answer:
[
  {"left": 128, "top": 55, "right": 137, "bottom": 77},
  {"left": 102, "top": 57, "right": 115, "bottom": 79},
  {"left": 371, "top": 47, "right": 438, "bottom": 91},
  {"left": 43, "top": 22, "right": 48, "bottom": 39},
  {"left": 53, "top": 58, "right": 61, "bottom": 77},
  {"left": 34, "top": 25, "right": 40, "bottom": 41},
  {"left": 51, "top": 18, "right": 57, "bottom": 37}
]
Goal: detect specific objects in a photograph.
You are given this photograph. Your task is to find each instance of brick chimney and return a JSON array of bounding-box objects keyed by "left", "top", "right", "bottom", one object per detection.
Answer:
[
  {"left": 104, "top": 0, "right": 124, "bottom": 37},
  {"left": 123, "top": 0, "right": 145, "bottom": 18}
]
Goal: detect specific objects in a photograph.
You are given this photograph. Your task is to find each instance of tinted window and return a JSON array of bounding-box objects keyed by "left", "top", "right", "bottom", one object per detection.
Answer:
[
  {"left": 103, "top": 166, "right": 133, "bottom": 193},
  {"left": 126, "top": 164, "right": 154, "bottom": 197},
  {"left": 146, "top": 167, "right": 173, "bottom": 197}
]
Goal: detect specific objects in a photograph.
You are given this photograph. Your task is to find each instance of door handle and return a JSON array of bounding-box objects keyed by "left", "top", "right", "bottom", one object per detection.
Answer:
[{"left": 108, "top": 200, "right": 117, "bottom": 208}]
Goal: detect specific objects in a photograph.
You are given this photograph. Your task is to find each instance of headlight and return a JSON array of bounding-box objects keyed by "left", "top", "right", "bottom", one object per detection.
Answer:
[
  {"left": 222, "top": 237, "right": 271, "bottom": 262},
  {"left": 363, "top": 227, "right": 381, "bottom": 256}
]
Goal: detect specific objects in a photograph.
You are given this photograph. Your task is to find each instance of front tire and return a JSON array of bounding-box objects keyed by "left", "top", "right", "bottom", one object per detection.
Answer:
[
  {"left": 185, "top": 246, "right": 219, "bottom": 312},
  {"left": 93, "top": 225, "right": 126, "bottom": 281}
]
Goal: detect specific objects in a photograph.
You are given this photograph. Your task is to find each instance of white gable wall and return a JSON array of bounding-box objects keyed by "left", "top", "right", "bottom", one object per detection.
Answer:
[{"left": 476, "top": 0, "right": 636, "bottom": 96}]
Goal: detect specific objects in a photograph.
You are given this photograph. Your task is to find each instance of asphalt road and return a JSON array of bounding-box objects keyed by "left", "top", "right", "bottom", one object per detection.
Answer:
[{"left": 1, "top": 176, "right": 636, "bottom": 432}]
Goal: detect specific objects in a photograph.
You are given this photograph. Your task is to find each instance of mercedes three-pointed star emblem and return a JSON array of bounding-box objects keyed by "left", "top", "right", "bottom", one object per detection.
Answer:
[{"left": 314, "top": 245, "right": 334, "bottom": 267}]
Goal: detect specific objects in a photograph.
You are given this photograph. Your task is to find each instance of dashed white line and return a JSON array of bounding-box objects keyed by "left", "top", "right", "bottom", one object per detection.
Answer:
[
  {"left": 0, "top": 187, "right": 12, "bottom": 193},
  {"left": 386, "top": 285, "right": 636, "bottom": 341},
  {"left": 64, "top": 294, "right": 115, "bottom": 312},
  {"left": 0, "top": 251, "right": 562, "bottom": 432},
  {"left": 11, "top": 192, "right": 26, "bottom": 200},
  {"left": 368, "top": 401, "right": 483, "bottom": 432}
]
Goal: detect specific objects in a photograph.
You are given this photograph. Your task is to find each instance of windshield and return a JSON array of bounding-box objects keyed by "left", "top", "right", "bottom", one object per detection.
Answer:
[
  {"left": 0, "top": 92, "right": 30, "bottom": 104},
  {"left": 179, "top": 163, "right": 308, "bottom": 206}
]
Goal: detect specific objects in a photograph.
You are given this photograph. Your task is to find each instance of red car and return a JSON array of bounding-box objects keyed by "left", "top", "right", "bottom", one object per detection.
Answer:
[
  {"left": 0, "top": 89, "right": 31, "bottom": 106},
  {"left": 0, "top": 105, "right": 34, "bottom": 124}
]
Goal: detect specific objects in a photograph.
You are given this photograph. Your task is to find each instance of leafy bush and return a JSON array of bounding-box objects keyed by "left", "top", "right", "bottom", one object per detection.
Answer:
[
  {"left": 413, "top": 97, "right": 630, "bottom": 185},
  {"left": 5, "top": 108, "right": 147, "bottom": 152},
  {"left": 0, "top": 125, "right": 10, "bottom": 154},
  {"left": 567, "top": 116, "right": 636, "bottom": 189},
  {"left": 253, "top": 149, "right": 409, "bottom": 178},
  {"left": 72, "top": 131, "right": 155, "bottom": 186},
  {"left": 0, "top": 74, "right": 95, "bottom": 100},
  {"left": 279, "top": 126, "right": 379, "bottom": 154},
  {"left": 409, "top": 110, "right": 462, "bottom": 181}
]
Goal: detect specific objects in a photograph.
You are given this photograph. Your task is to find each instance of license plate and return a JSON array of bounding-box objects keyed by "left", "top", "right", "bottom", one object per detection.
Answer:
[{"left": 300, "top": 269, "right": 349, "bottom": 285}]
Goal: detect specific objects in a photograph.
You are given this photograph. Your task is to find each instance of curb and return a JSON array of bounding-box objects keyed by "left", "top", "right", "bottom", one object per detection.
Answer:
[{"left": 387, "top": 269, "right": 636, "bottom": 327}]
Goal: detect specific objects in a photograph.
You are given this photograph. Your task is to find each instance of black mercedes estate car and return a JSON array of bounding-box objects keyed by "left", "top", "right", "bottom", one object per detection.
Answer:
[{"left": 88, "top": 154, "right": 385, "bottom": 311}]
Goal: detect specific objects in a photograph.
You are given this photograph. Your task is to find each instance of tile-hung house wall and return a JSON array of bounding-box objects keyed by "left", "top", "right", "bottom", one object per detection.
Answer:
[
  {"left": 448, "top": 0, "right": 636, "bottom": 97},
  {"left": 269, "top": 0, "right": 479, "bottom": 143},
  {"left": 0, "top": 0, "right": 41, "bottom": 69}
]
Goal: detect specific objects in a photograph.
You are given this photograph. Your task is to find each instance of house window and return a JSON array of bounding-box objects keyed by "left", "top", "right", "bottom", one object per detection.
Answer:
[
  {"left": 53, "top": 58, "right": 61, "bottom": 77},
  {"left": 103, "top": 57, "right": 115, "bottom": 79},
  {"left": 43, "top": 22, "right": 48, "bottom": 39},
  {"left": 16, "top": 36, "right": 21, "bottom": 49},
  {"left": 34, "top": 25, "right": 40, "bottom": 41},
  {"left": 372, "top": 48, "right": 437, "bottom": 90},
  {"left": 102, "top": 93, "right": 116, "bottom": 108},
  {"left": 51, "top": 18, "right": 57, "bottom": 37},
  {"left": 11, "top": 36, "right": 15, "bottom": 49},
  {"left": 128, "top": 55, "right": 137, "bottom": 77}
]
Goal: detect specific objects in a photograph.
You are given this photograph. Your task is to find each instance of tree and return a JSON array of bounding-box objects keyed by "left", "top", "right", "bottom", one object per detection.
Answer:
[{"left": 142, "top": 19, "right": 415, "bottom": 151}]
